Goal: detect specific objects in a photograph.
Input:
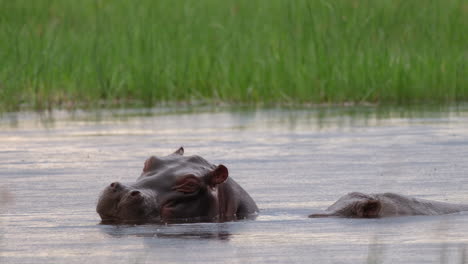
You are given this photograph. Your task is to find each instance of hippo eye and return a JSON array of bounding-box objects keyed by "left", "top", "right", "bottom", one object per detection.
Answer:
[{"left": 173, "top": 175, "right": 201, "bottom": 193}]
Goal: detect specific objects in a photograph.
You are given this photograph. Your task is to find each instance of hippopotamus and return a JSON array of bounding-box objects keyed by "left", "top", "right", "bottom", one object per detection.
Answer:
[
  {"left": 309, "top": 192, "right": 468, "bottom": 218},
  {"left": 96, "top": 147, "right": 258, "bottom": 224}
]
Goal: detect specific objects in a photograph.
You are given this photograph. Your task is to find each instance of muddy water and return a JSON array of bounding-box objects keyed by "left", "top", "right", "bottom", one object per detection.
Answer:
[{"left": 1, "top": 107, "right": 468, "bottom": 263}]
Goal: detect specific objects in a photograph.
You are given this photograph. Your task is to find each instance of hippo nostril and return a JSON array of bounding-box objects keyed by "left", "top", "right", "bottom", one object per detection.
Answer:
[{"left": 130, "top": 190, "right": 141, "bottom": 197}]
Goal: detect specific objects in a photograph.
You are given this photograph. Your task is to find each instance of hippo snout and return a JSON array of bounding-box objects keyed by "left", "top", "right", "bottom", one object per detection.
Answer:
[
  {"left": 97, "top": 183, "right": 160, "bottom": 223},
  {"left": 109, "top": 182, "right": 124, "bottom": 192},
  {"left": 121, "top": 190, "right": 145, "bottom": 203},
  {"left": 130, "top": 190, "right": 141, "bottom": 197}
]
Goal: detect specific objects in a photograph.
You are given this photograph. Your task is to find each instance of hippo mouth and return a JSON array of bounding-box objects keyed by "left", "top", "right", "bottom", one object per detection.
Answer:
[
  {"left": 99, "top": 214, "right": 162, "bottom": 225},
  {"left": 98, "top": 202, "right": 162, "bottom": 224},
  {"left": 98, "top": 214, "right": 120, "bottom": 224}
]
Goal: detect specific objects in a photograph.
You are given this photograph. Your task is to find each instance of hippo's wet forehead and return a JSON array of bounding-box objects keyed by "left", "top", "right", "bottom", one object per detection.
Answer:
[
  {"left": 160, "top": 155, "right": 213, "bottom": 168},
  {"left": 135, "top": 155, "right": 215, "bottom": 189},
  {"left": 144, "top": 155, "right": 215, "bottom": 178}
]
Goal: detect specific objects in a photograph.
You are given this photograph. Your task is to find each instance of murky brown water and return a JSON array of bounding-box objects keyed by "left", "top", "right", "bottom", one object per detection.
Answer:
[{"left": 1, "top": 106, "right": 468, "bottom": 263}]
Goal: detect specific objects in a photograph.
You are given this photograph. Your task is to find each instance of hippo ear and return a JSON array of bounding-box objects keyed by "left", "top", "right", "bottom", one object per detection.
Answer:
[
  {"left": 357, "top": 199, "right": 381, "bottom": 218},
  {"left": 172, "top": 147, "right": 184, "bottom": 156},
  {"left": 173, "top": 175, "right": 201, "bottom": 193},
  {"left": 205, "top": 165, "right": 229, "bottom": 187}
]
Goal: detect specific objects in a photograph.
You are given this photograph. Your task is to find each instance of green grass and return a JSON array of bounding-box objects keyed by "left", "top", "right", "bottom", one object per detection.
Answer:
[{"left": 0, "top": 0, "right": 467, "bottom": 111}]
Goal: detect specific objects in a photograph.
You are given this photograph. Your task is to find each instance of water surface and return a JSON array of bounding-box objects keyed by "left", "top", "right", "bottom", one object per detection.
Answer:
[{"left": 1, "top": 106, "right": 468, "bottom": 263}]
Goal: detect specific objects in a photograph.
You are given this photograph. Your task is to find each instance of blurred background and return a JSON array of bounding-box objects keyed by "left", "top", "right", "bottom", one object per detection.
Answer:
[
  {"left": 0, "top": 0, "right": 467, "bottom": 111},
  {"left": 1, "top": 1, "right": 468, "bottom": 263}
]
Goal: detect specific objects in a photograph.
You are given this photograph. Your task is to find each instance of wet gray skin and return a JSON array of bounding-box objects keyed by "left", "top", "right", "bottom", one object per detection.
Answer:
[
  {"left": 96, "top": 147, "right": 258, "bottom": 224},
  {"left": 309, "top": 192, "right": 468, "bottom": 218}
]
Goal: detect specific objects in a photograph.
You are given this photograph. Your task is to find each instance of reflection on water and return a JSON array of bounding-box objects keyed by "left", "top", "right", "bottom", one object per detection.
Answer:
[
  {"left": 0, "top": 187, "right": 12, "bottom": 208},
  {"left": 99, "top": 223, "right": 232, "bottom": 241},
  {"left": 1, "top": 106, "right": 468, "bottom": 263},
  {"left": 366, "top": 241, "right": 467, "bottom": 264},
  {"left": 2, "top": 104, "right": 468, "bottom": 130}
]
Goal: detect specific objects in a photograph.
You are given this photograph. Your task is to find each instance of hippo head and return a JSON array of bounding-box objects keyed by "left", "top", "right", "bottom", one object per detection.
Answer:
[
  {"left": 309, "top": 192, "right": 382, "bottom": 218},
  {"left": 96, "top": 182, "right": 158, "bottom": 224},
  {"left": 96, "top": 147, "right": 229, "bottom": 224}
]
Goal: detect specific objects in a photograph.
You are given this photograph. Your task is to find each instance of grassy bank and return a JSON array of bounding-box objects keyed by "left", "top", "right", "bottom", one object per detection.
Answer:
[{"left": 0, "top": 0, "right": 467, "bottom": 111}]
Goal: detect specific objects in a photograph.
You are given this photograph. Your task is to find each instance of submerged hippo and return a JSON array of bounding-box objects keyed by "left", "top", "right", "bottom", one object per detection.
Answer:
[
  {"left": 97, "top": 147, "right": 258, "bottom": 224},
  {"left": 309, "top": 192, "right": 468, "bottom": 218}
]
